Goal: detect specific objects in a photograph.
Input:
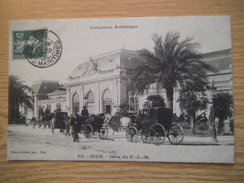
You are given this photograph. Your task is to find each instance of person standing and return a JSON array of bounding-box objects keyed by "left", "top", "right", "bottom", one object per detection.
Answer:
[
  {"left": 81, "top": 106, "right": 89, "bottom": 117},
  {"left": 79, "top": 106, "right": 89, "bottom": 134},
  {"left": 229, "top": 117, "right": 234, "bottom": 135},
  {"left": 73, "top": 122, "right": 79, "bottom": 142}
]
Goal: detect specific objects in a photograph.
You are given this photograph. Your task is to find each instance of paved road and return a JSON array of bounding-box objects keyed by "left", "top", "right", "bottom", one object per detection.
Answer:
[{"left": 7, "top": 124, "right": 235, "bottom": 163}]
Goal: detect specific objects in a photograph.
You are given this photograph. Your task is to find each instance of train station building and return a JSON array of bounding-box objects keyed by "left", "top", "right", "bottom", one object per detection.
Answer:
[
  {"left": 31, "top": 48, "right": 233, "bottom": 120},
  {"left": 65, "top": 49, "right": 142, "bottom": 115}
]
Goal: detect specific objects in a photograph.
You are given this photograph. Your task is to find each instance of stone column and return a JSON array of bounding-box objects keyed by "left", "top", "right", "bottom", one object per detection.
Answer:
[
  {"left": 96, "top": 82, "right": 100, "bottom": 114},
  {"left": 34, "top": 95, "right": 38, "bottom": 117},
  {"left": 66, "top": 87, "right": 71, "bottom": 115}
]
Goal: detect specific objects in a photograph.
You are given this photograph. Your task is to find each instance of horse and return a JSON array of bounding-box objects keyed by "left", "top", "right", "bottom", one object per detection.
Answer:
[
  {"left": 31, "top": 117, "right": 37, "bottom": 129},
  {"left": 104, "top": 113, "right": 132, "bottom": 141},
  {"left": 31, "top": 117, "right": 43, "bottom": 128},
  {"left": 120, "top": 117, "right": 131, "bottom": 130}
]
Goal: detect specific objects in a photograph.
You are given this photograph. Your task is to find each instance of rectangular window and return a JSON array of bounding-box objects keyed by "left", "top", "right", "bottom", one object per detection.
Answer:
[
  {"left": 103, "top": 100, "right": 112, "bottom": 114},
  {"left": 56, "top": 103, "right": 61, "bottom": 111},
  {"left": 129, "top": 96, "right": 139, "bottom": 112},
  {"left": 72, "top": 103, "right": 79, "bottom": 115},
  {"left": 47, "top": 104, "right": 51, "bottom": 111}
]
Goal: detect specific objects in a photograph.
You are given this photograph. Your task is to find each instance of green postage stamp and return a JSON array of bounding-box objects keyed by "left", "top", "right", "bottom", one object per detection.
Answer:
[
  {"left": 12, "top": 29, "right": 62, "bottom": 68},
  {"left": 13, "top": 29, "right": 48, "bottom": 60}
]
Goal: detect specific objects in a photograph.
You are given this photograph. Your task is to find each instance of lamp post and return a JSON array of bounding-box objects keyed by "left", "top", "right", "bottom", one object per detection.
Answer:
[{"left": 209, "top": 81, "right": 218, "bottom": 143}]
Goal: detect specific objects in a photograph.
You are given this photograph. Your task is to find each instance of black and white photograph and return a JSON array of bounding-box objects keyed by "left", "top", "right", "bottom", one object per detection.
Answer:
[{"left": 8, "top": 16, "right": 234, "bottom": 163}]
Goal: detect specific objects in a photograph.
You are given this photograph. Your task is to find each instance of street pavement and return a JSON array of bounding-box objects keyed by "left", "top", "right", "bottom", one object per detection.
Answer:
[
  {"left": 8, "top": 123, "right": 234, "bottom": 146},
  {"left": 181, "top": 135, "right": 234, "bottom": 146},
  {"left": 77, "top": 125, "right": 233, "bottom": 146},
  {"left": 7, "top": 124, "right": 235, "bottom": 163}
]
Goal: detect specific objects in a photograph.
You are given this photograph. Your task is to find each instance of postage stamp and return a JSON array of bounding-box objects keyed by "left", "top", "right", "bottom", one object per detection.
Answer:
[{"left": 12, "top": 29, "right": 62, "bottom": 68}]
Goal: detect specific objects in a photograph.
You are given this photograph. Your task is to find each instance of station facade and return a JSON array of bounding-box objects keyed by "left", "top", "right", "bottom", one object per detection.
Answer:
[
  {"left": 31, "top": 48, "right": 232, "bottom": 119},
  {"left": 65, "top": 49, "right": 141, "bottom": 115}
]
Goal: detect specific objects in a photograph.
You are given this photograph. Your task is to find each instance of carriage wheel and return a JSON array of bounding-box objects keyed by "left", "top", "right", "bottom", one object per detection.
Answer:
[
  {"left": 99, "top": 125, "right": 108, "bottom": 139},
  {"left": 150, "top": 123, "right": 166, "bottom": 146},
  {"left": 168, "top": 123, "right": 184, "bottom": 145},
  {"left": 126, "top": 126, "right": 138, "bottom": 142},
  {"left": 84, "top": 124, "right": 93, "bottom": 139}
]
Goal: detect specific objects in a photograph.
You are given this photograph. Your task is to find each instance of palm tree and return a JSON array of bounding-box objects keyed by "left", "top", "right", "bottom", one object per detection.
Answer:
[
  {"left": 129, "top": 31, "right": 217, "bottom": 110},
  {"left": 177, "top": 76, "right": 209, "bottom": 130},
  {"left": 213, "top": 92, "right": 233, "bottom": 135},
  {"left": 9, "top": 75, "right": 34, "bottom": 124},
  {"left": 118, "top": 103, "right": 130, "bottom": 116}
]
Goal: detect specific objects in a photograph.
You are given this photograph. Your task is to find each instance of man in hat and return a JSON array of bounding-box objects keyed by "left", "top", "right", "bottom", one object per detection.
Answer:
[{"left": 81, "top": 106, "right": 89, "bottom": 117}]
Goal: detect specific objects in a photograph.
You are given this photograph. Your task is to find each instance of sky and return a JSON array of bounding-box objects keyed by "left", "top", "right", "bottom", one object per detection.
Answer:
[{"left": 9, "top": 16, "right": 232, "bottom": 86}]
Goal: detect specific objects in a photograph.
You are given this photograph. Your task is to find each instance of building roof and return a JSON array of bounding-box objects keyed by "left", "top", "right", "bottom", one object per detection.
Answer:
[
  {"left": 47, "top": 87, "right": 66, "bottom": 96},
  {"left": 70, "top": 49, "right": 142, "bottom": 78},
  {"left": 70, "top": 48, "right": 232, "bottom": 78},
  {"left": 31, "top": 80, "right": 60, "bottom": 95},
  {"left": 202, "top": 49, "right": 232, "bottom": 71}
]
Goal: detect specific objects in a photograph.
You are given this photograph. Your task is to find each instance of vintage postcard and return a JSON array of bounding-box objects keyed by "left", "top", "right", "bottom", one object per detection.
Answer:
[{"left": 8, "top": 16, "right": 234, "bottom": 163}]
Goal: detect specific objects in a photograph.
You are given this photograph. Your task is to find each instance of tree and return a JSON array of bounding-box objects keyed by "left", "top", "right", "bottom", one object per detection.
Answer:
[
  {"left": 145, "top": 94, "right": 166, "bottom": 108},
  {"left": 177, "top": 76, "right": 209, "bottom": 130},
  {"left": 118, "top": 103, "right": 130, "bottom": 116},
  {"left": 9, "top": 75, "right": 34, "bottom": 124},
  {"left": 129, "top": 31, "right": 217, "bottom": 110},
  {"left": 213, "top": 92, "right": 233, "bottom": 135}
]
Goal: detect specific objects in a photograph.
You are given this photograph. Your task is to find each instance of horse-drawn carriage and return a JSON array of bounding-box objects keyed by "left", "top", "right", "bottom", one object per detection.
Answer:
[
  {"left": 52, "top": 111, "right": 108, "bottom": 139},
  {"left": 52, "top": 111, "right": 67, "bottom": 134},
  {"left": 82, "top": 115, "right": 108, "bottom": 139},
  {"left": 126, "top": 107, "right": 184, "bottom": 145},
  {"left": 69, "top": 114, "right": 108, "bottom": 139}
]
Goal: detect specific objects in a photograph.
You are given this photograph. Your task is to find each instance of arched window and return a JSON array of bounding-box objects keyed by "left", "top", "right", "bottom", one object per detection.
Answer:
[
  {"left": 103, "top": 89, "right": 112, "bottom": 114},
  {"left": 86, "top": 91, "right": 95, "bottom": 115},
  {"left": 72, "top": 93, "right": 79, "bottom": 114}
]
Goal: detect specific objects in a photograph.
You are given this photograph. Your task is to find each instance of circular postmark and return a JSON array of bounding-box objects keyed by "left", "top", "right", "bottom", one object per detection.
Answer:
[{"left": 24, "top": 29, "right": 62, "bottom": 68}]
